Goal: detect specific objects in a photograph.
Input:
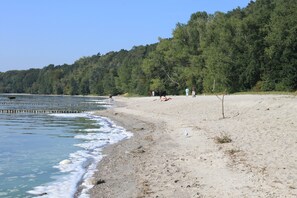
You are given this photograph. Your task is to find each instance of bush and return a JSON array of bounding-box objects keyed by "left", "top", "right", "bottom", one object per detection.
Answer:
[{"left": 215, "top": 134, "right": 232, "bottom": 144}]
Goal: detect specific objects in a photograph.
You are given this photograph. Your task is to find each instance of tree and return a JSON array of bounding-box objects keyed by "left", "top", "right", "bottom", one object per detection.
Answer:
[
  {"left": 150, "top": 78, "right": 165, "bottom": 95},
  {"left": 264, "top": 0, "right": 297, "bottom": 91},
  {"left": 69, "top": 77, "right": 79, "bottom": 95},
  {"left": 1, "top": 0, "right": 296, "bottom": 95}
]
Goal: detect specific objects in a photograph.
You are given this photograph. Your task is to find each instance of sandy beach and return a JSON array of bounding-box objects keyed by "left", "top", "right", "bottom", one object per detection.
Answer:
[{"left": 89, "top": 94, "right": 297, "bottom": 198}]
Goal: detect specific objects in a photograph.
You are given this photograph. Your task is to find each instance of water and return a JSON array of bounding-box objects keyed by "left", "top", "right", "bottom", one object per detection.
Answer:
[{"left": 0, "top": 94, "right": 132, "bottom": 198}]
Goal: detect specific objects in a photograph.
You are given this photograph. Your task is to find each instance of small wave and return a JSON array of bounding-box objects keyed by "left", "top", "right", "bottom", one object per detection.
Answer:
[{"left": 28, "top": 113, "right": 132, "bottom": 198}]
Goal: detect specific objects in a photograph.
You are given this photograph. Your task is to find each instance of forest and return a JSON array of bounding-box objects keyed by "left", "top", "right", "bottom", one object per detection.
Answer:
[{"left": 0, "top": 0, "right": 296, "bottom": 96}]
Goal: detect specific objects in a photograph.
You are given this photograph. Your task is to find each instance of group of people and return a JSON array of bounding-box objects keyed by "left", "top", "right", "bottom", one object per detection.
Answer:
[
  {"left": 110, "top": 87, "right": 195, "bottom": 103},
  {"left": 151, "top": 87, "right": 195, "bottom": 102},
  {"left": 185, "top": 87, "right": 196, "bottom": 97},
  {"left": 160, "top": 95, "right": 172, "bottom": 101}
]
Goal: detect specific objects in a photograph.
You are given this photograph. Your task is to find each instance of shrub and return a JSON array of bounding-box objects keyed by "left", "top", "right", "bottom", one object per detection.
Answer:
[{"left": 215, "top": 134, "right": 232, "bottom": 144}]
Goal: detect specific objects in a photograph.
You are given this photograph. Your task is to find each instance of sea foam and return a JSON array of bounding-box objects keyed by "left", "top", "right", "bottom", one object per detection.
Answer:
[{"left": 27, "top": 113, "right": 132, "bottom": 198}]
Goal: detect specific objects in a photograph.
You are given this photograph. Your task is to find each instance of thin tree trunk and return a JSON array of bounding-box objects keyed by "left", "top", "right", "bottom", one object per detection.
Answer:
[{"left": 222, "top": 93, "right": 225, "bottom": 119}]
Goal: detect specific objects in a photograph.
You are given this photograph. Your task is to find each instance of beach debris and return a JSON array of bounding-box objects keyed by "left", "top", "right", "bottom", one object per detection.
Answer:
[
  {"left": 96, "top": 179, "right": 106, "bottom": 185},
  {"left": 136, "top": 145, "right": 145, "bottom": 153},
  {"left": 141, "top": 180, "right": 153, "bottom": 195},
  {"left": 144, "top": 135, "right": 154, "bottom": 142},
  {"left": 133, "top": 127, "right": 145, "bottom": 131},
  {"left": 184, "top": 129, "right": 189, "bottom": 137},
  {"left": 36, "top": 192, "right": 47, "bottom": 196},
  {"left": 59, "top": 159, "right": 71, "bottom": 165},
  {"left": 226, "top": 149, "right": 240, "bottom": 156},
  {"left": 131, "top": 145, "right": 145, "bottom": 154},
  {"left": 183, "top": 128, "right": 192, "bottom": 137}
]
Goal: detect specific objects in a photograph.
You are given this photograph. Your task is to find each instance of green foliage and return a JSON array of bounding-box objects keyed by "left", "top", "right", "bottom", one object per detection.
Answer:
[
  {"left": 264, "top": 0, "right": 297, "bottom": 91},
  {"left": 1, "top": 0, "right": 297, "bottom": 95},
  {"left": 150, "top": 78, "right": 165, "bottom": 93}
]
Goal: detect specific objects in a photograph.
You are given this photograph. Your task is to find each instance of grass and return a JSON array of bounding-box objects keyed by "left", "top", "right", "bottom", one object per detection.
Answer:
[
  {"left": 226, "top": 149, "right": 240, "bottom": 156},
  {"left": 215, "top": 134, "right": 232, "bottom": 144}
]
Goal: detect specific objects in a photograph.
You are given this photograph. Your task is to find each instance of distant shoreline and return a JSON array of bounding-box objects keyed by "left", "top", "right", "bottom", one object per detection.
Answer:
[{"left": 0, "top": 93, "right": 109, "bottom": 97}]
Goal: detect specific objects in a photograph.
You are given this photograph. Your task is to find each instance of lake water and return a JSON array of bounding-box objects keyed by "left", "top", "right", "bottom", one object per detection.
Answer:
[{"left": 0, "top": 94, "right": 132, "bottom": 198}]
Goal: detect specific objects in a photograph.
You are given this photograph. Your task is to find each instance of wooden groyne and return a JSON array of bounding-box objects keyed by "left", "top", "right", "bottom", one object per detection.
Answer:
[
  {"left": 0, "top": 102, "right": 81, "bottom": 106},
  {"left": 0, "top": 109, "right": 83, "bottom": 114}
]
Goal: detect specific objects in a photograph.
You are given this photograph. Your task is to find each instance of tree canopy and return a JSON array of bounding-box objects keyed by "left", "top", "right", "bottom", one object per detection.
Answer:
[{"left": 1, "top": 0, "right": 296, "bottom": 95}]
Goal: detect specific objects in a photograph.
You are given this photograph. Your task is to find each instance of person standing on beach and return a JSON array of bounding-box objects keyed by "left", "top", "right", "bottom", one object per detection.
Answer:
[
  {"left": 192, "top": 87, "right": 196, "bottom": 97},
  {"left": 185, "top": 88, "right": 189, "bottom": 96},
  {"left": 109, "top": 94, "right": 114, "bottom": 104}
]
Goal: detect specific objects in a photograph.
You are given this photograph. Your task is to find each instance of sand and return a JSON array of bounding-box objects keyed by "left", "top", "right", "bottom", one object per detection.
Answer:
[{"left": 89, "top": 94, "right": 297, "bottom": 198}]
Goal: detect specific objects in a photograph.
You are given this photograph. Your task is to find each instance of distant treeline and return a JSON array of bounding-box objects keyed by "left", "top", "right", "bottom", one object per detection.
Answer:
[{"left": 1, "top": 0, "right": 296, "bottom": 95}]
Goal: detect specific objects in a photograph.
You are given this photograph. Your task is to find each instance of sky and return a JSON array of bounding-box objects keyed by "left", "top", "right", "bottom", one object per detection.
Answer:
[{"left": 0, "top": 0, "right": 252, "bottom": 72}]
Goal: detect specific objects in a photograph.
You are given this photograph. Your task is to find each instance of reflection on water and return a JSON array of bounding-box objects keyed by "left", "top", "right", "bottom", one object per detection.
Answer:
[{"left": 0, "top": 94, "right": 110, "bottom": 114}]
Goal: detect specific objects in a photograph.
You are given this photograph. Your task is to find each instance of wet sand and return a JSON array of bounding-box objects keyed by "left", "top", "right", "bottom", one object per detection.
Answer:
[{"left": 89, "top": 95, "right": 297, "bottom": 198}]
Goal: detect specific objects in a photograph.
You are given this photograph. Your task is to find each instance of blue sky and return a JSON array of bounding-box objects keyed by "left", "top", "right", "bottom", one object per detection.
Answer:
[{"left": 0, "top": 0, "right": 252, "bottom": 72}]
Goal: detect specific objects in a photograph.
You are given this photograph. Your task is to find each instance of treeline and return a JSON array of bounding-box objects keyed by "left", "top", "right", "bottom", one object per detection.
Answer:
[{"left": 1, "top": 0, "right": 296, "bottom": 95}]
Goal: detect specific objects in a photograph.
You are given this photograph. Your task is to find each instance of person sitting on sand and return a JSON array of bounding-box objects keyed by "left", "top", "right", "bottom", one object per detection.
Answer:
[{"left": 160, "top": 95, "right": 172, "bottom": 101}]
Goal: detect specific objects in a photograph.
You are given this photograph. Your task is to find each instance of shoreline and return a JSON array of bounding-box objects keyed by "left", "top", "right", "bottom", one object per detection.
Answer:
[
  {"left": 89, "top": 95, "right": 297, "bottom": 197},
  {"left": 89, "top": 108, "right": 161, "bottom": 197}
]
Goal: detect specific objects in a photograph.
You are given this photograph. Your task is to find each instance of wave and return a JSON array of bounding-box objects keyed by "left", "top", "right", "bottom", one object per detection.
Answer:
[{"left": 27, "top": 113, "right": 132, "bottom": 198}]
